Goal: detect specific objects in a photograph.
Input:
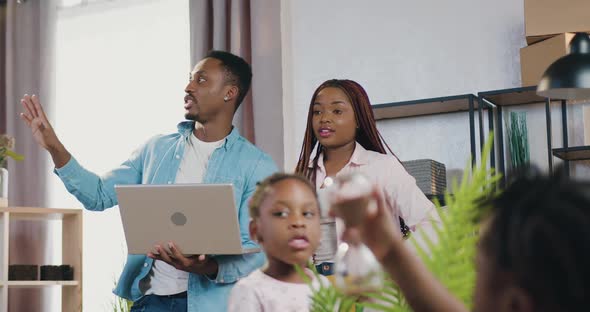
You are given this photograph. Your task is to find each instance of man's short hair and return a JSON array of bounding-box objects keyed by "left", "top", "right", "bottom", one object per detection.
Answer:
[{"left": 205, "top": 50, "right": 252, "bottom": 110}]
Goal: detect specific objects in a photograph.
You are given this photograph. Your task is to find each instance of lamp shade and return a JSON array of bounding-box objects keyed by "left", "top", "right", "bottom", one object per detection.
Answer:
[{"left": 537, "top": 33, "right": 590, "bottom": 100}]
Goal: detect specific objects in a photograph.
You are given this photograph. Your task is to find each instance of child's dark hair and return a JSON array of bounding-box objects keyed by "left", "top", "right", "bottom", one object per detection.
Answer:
[
  {"left": 294, "top": 79, "right": 409, "bottom": 236},
  {"left": 249, "top": 173, "right": 318, "bottom": 219},
  {"left": 479, "top": 168, "right": 590, "bottom": 311}
]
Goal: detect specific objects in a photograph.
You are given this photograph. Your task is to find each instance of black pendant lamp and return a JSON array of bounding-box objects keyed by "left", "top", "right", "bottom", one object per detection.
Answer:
[{"left": 537, "top": 32, "right": 590, "bottom": 100}]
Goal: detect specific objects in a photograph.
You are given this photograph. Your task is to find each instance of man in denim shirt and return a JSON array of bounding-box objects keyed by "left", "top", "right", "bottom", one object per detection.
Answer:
[{"left": 19, "top": 51, "right": 277, "bottom": 312}]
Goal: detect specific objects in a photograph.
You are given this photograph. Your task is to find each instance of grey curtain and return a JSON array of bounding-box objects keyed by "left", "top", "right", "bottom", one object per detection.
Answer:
[
  {"left": 3, "top": 0, "right": 56, "bottom": 310},
  {"left": 190, "top": 0, "right": 255, "bottom": 143},
  {"left": 189, "top": 0, "right": 285, "bottom": 168},
  {"left": 1, "top": 4, "right": 6, "bottom": 134}
]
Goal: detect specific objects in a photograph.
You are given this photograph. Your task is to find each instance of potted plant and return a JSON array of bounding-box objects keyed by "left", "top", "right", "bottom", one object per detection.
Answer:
[
  {"left": 0, "top": 134, "right": 25, "bottom": 204},
  {"left": 506, "top": 111, "right": 530, "bottom": 170}
]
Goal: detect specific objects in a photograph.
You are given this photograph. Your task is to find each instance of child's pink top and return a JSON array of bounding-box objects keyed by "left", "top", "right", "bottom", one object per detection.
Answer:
[{"left": 228, "top": 269, "right": 329, "bottom": 312}]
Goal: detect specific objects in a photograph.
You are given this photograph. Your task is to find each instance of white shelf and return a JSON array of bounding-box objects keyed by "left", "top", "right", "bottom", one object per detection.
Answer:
[{"left": 1, "top": 280, "right": 79, "bottom": 288}]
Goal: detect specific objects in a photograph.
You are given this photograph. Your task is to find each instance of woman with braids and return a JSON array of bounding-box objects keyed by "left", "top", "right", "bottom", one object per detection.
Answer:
[
  {"left": 295, "top": 79, "right": 439, "bottom": 274},
  {"left": 343, "top": 168, "right": 590, "bottom": 312}
]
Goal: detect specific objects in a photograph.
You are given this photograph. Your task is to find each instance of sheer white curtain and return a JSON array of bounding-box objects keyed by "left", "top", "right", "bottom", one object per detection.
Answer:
[{"left": 52, "top": 0, "right": 189, "bottom": 310}]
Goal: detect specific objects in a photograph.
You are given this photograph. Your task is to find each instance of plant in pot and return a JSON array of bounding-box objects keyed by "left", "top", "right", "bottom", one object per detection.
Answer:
[
  {"left": 0, "top": 134, "right": 25, "bottom": 203},
  {"left": 506, "top": 111, "right": 530, "bottom": 170}
]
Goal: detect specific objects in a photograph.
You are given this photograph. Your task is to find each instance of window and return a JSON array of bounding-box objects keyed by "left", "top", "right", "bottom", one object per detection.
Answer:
[{"left": 51, "top": 1, "right": 189, "bottom": 310}]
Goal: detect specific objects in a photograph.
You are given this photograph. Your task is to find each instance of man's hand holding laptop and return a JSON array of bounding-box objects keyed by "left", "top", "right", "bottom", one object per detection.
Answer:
[{"left": 148, "top": 242, "right": 218, "bottom": 276}]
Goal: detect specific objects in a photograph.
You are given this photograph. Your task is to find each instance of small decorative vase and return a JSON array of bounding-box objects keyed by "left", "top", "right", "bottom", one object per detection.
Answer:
[{"left": 0, "top": 167, "right": 8, "bottom": 206}]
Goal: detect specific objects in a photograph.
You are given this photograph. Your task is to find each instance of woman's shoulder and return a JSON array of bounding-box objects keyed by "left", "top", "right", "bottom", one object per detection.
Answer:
[
  {"left": 364, "top": 149, "right": 391, "bottom": 160},
  {"left": 363, "top": 149, "right": 404, "bottom": 169},
  {"left": 357, "top": 149, "right": 416, "bottom": 188}
]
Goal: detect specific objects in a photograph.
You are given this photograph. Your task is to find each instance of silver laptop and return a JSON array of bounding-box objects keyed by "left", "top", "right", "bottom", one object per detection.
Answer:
[{"left": 115, "top": 183, "right": 260, "bottom": 255}]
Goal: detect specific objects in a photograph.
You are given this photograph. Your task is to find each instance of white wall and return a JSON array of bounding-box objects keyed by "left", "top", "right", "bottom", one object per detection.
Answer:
[
  {"left": 49, "top": 1, "right": 189, "bottom": 310},
  {"left": 281, "top": 0, "right": 526, "bottom": 177}
]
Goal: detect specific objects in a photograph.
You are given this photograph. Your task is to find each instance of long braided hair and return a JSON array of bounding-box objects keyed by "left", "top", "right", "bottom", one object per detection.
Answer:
[{"left": 294, "top": 79, "right": 410, "bottom": 237}]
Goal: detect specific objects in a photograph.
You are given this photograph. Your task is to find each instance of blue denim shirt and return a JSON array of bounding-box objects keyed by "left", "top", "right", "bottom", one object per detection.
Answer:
[{"left": 54, "top": 121, "right": 278, "bottom": 311}]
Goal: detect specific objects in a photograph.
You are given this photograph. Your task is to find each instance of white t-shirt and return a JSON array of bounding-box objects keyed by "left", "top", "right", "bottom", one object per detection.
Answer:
[
  {"left": 227, "top": 269, "right": 330, "bottom": 312},
  {"left": 144, "top": 132, "right": 224, "bottom": 296}
]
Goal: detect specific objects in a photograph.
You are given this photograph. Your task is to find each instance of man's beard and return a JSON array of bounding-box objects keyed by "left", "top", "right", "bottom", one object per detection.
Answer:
[{"left": 185, "top": 112, "right": 206, "bottom": 123}]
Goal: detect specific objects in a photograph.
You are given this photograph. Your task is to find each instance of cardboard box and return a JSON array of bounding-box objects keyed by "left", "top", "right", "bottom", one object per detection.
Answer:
[
  {"left": 520, "top": 33, "right": 574, "bottom": 87},
  {"left": 525, "top": 0, "right": 590, "bottom": 44}
]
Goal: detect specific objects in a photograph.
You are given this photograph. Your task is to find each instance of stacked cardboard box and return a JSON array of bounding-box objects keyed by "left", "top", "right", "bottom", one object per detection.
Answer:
[{"left": 520, "top": 0, "right": 590, "bottom": 87}]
